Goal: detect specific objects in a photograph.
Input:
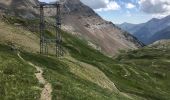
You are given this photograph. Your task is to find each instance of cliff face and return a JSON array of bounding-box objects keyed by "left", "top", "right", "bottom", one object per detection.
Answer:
[{"left": 0, "top": 0, "right": 143, "bottom": 56}]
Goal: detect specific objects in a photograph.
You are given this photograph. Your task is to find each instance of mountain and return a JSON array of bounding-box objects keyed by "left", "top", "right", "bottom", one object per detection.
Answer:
[
  {"left": 59, "top": 0, "right": 144, "bottom": 55},
  {"left": 118, "top": 16, "right": 170, "bottom": 45},
  {"left": 149, "top": 26, "right": 170, "bottom": 43},
  {"left": 117, "top": 22, "right": 134, "bottom": 33},
  {"left": 0, "top": 0, "right": 143, "bottom": 56},
  {"left": 0, "top": 0, "right": 170, "bottom": 100},
  {"left": 118, "top": 22, "right": 145, "bottom": 35}
]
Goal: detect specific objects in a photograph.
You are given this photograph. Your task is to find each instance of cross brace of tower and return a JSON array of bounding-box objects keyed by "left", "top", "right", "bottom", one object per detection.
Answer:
[{"left": 35, "top": 2, "right": 63, "bottom": 57}]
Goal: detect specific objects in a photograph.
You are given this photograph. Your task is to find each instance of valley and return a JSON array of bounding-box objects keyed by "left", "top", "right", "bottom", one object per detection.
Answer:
[{"left": 0, "top": 0, "right": 170, "bottom": 100}]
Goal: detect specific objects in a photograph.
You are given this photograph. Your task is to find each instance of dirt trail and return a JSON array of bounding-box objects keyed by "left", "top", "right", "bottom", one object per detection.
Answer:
[{"left": 17, "top": 52, "right": 52, "bottom": 100}]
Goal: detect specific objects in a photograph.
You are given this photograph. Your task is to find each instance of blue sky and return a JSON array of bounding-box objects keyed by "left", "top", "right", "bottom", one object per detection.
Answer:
[{"left": 39, "top": 0, "right": 170, "bottom": 24}]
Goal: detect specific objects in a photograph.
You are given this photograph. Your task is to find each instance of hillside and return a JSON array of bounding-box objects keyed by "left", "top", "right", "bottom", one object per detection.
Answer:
[
  {"left": 0, "top": 0, "right": 170, "bottom": 100},
  {"left": 0, "top": 0, "right": 143, "bottom": 56},
  {"left": 62, "top": 0, "right": 144, "bottom": 55},
  {"left": 0, "top": 13, "right": 170, "bottom": 99},
  {"left": 118, "top": 16, "right": 170, "bottom": 45}
]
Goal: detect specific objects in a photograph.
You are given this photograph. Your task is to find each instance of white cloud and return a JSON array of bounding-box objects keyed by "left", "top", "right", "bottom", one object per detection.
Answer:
[
  {"left": 139, "top": 0, "right": 170, "bottom": 17},
  {"left": 81, "top": 0, "right": 120, "bottom": 12},
  {"left": 126, "top": 3, "right": 135, "bottom": 9},
  {"left": 95, "top": 1, "right": 120, "bottom": 11}
]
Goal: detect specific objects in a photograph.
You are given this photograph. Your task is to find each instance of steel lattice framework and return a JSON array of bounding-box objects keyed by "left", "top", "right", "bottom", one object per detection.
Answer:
[{"left": 35, "top": 2, "right": 63, "bottom": 57}]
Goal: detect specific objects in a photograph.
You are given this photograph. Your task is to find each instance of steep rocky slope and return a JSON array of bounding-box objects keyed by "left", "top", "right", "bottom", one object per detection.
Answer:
[
  {"left": 0, "top": 0, "right": 143, "bottom": 56},
  {"left": 61, "top": 0, "right": 143, "bottom": 55}
]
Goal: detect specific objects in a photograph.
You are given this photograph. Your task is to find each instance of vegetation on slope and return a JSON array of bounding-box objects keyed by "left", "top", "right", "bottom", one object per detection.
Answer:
[
  {"left": 0, "top": 44, "right": 40, "bottom": 100},
  {"left": 20, "top": 32, "right": 130, "bottom": 99},
  {"left": 63, "top": 31, "right": 170, "bottom": 100},
  {"left": 0, "top": 16, "right": 170, "bottom": 100},
  {"left": 116, "top": 47, "right": 170, "bottom": 100},
  {"left": 21, "top": 30, "right": 170, "bottom": 100}
]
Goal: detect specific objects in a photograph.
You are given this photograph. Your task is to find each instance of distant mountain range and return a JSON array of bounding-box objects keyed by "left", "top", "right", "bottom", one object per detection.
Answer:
[{"left": 118, "top": 15, "right": 170, "bottom": 45}]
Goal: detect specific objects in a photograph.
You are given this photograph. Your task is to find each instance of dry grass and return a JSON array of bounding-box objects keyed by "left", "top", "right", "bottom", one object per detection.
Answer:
[{"left": 0, "top": 20, "right": 39, "bottom": 52}]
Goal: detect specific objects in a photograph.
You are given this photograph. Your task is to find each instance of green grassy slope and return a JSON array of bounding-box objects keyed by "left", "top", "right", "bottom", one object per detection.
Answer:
[
  {"left": 0, "top": 16, "right": 170, "bottom": 100},
  {"left": 20, "top": 32, "right": 131, "bottom": 100},
  {"left": 115, "top": 47, "right": 170, "bottom": 100},
  {"left": 63, "top": 30, "right": 170, "bottom": 100},
  {"left": 64, "top": 31, "right": 170, "bottom": 100},
  {"left": 0, "top": 45, "right": 40, "bottom": 100},
  {"left": 21, "top": 31, "right": 170, "bottom": 100}
]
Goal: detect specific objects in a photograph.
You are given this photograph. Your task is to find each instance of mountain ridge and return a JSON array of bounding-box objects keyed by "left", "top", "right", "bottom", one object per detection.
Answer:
[
  {"left": 0, "top": 0, "right": 143, "bottom": 56},
  {"left": 118, "top": 15, "right": 170, "bottom": 45}
]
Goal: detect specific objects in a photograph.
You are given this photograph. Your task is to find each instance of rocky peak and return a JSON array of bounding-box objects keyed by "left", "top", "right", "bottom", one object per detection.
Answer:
[{"left": 63, "top": 0, "right": 98, "bottom": 17}]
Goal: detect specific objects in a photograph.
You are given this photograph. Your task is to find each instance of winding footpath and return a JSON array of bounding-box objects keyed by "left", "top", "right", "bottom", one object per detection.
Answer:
[{"left": 17, "top": 52, "right": 52, "bottom": 100}]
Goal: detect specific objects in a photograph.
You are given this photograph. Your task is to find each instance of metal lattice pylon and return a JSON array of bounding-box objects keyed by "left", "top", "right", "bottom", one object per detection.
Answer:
[
  {"left": 35, "top": 2, "right": 63, "bottom": 57},
  {"left": 56, "top": 4, "right": 63, "bottom": 57}
]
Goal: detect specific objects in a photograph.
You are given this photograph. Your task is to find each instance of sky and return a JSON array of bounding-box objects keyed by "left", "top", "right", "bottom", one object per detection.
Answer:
[{"left": 39, "top": 0, "right": 170, "bottom": 24}]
